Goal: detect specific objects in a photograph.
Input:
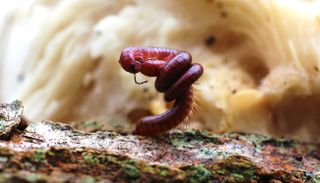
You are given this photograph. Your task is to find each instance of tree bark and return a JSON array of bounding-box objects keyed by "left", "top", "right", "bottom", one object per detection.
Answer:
[{"left": 0, "top": 101, "right": 319, "bottom": 182}]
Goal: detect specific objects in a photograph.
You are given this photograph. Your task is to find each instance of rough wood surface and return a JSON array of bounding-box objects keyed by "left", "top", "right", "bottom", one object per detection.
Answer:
[{"left": 0, "top": 101, "right": 319, "bottom": 183}]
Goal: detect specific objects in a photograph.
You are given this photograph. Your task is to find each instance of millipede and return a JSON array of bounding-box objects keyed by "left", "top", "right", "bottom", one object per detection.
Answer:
[{"left": 118, "top": 46, "right": 203, "bottom": 136}]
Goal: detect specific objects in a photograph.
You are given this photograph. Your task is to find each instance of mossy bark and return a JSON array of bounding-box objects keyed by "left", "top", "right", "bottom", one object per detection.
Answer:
[{"left": 0, "top": 101, "right": 319, "bottom": 183}]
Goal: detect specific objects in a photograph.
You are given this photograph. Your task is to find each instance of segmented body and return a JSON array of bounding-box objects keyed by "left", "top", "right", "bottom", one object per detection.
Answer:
[{"left": 119, "top": 46, "right": 203, "bottom": 136}]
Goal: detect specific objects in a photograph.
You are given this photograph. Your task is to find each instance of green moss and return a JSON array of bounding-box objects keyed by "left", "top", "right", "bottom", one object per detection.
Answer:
[
  {"left": 119, "top": 159, "right": 141, "bottom": 180},
  {"left": 215, "top": 169, "right": 226, "bottom": 175},
  {"left": 219, "top": 156, "right": 258, "bottom": 181},
  {"left": 32, "top": 149, "right": 46, "bottom": 163},
  {"left": 46, "top": 148, "right": 73, "bottom": 165},
  {"left": 82, "top": 153, "right": 99, "bottom": 165},
  {"left": 168, "top": 130, "right": 222, "bottom": 148},
  {"left": 122, "top": 159, "right": 140, "bottom": 166},
  {"left": 124, "top": 164, "right": 140, "bottom": 179},
  {"left": 25, "top": 173, "right": 45, "bottom": 182},
  {"left": 230, "top": 173, "right": 245, "bottom": 182},
  {"left": 239, "top": 133, "right": 269, "bottom": 152},
  {"left": 83, "top": 121, "right": 103, "bottom": 131},
  {"left": 209, "top": 155, "right": 259, "bottom": 181},
  {"left": 143, "top": 164, "right": 173, "bottom": 178},
  {"left": 103, "top": 155, "right": 120, "bottom": 164},
  {"left": 314, "top": 173, "right": 320, "bottom": 183},
  {"left": 82, "top": 176, "right": 97, "bottom": 183},
  {"left": 261, "top": 138, "right": 297, "bottom": 148},
  {"left": 159, "top": 166, "right": 169, "bottom": 177},
  {"left": 144, "top": 165, "right": 156, "bottom": 174},
  {"left": 186, "top": 165, "right": 212, "bottom": 183}
]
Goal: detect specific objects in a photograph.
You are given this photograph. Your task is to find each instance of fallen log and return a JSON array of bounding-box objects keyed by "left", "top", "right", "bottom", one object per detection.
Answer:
[{"left": 0, "top": 101, "right": 319, "bottom": 182}]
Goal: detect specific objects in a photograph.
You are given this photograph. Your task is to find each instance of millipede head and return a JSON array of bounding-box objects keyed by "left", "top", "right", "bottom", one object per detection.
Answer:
[{"left": 118, "top": 51, "right": 142, "bottom": 74}]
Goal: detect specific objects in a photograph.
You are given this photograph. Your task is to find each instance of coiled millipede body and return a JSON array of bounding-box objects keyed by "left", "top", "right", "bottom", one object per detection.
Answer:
[{"left": 119, "top": 46, "right": 203, "bottom": 136}]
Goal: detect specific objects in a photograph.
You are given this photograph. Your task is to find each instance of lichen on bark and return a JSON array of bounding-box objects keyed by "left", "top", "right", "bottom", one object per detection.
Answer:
[{"left": 0, "top": 101, "right": 319, "bottom": 182}]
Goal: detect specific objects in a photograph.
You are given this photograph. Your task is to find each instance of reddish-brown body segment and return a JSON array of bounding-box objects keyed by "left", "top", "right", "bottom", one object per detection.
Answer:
[{"left": 119, "top": 46, "right": 203, "bottom": 136}]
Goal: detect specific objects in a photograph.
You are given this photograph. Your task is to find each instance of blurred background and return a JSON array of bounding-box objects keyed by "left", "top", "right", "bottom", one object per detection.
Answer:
[{"left": 1, "top": 0, "right": 320, "bottom": 142}]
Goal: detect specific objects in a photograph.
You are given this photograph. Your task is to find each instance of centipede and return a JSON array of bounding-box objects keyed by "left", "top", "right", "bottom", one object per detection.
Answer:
[{"left": 118, "top": 46, "right": 203, "bottom": 136}]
